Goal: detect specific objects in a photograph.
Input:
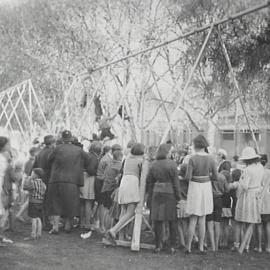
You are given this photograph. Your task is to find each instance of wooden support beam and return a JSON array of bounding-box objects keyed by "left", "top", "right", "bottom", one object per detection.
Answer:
[
  {"left": 217, "top": 30, "right": 260, "bottom": 153},
  {"left": 102, "top": 239, "right": 155, "bottom": 250},
  {"left": 160, "top": 24, "right": 215, "bottom": 144},
  {"left": 77, "top": 2, "right": 270, "bottom": 78}
]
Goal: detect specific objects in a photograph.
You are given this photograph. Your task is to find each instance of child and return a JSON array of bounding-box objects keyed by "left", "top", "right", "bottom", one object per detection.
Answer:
[
  {"left": 101, "top": 150, "right": 123, "bottom": 230},
  {"left": 220, "top": 170, "right": 233, "bottom": 248},
  {"left": 206, "top": 172, "right": 229, "bottom": 252},
  {"left": 23, "top": 168, "right": 46, "bottom": 240},
  {"left": 176, "top": 164, "right": 189, "bottom": 249}
]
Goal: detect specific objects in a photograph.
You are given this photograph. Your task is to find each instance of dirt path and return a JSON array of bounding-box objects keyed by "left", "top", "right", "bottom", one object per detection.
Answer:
[{"left": 1, "top": 221, "right": 270, "bottom": 270}]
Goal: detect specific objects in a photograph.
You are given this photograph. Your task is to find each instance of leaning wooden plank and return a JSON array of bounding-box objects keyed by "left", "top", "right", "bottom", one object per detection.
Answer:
[
  {"left": 102, "top": 238, "right": 154, "bottom": 250},
  {"left": 131, "top": 159, "right": 149, "bottom": 251}
]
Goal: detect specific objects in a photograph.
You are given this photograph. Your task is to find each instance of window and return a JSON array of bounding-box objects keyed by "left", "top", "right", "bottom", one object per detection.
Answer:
[{"left": 222, "top": 130, "right": 234, "bottom": 140}]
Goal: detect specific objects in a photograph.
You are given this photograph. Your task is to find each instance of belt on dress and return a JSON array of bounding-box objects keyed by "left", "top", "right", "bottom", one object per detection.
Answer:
[
  {"left": 191, "top": 176, "right": 210, "bottom": 183},
  {"left": 248, "top": 186, "right": 260, "bottom": 190},
  {"left": 153, "top": 182, "right": 174, "bottom": 194}
]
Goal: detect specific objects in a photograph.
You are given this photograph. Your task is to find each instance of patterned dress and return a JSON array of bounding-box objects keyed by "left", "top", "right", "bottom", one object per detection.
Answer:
[{"left": 235, "top": 163, "right": 264, "bottom": 224}]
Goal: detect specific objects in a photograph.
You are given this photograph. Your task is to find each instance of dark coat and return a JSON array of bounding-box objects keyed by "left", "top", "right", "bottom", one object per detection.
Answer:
[
  {"left": 86, "top": 151, "right": 99, "bottom": 177},
  {"left": 147, "top": 159, "right": 180, "bottom": 221},
  {"left": 32, "top": 146, "right": 54, "bottom": 185},
  {"left": 218, "top": 160, "right": 231, "bottom": 173},
  {"left": 48, "top": 143, "right": 90, "bottom": 187}
]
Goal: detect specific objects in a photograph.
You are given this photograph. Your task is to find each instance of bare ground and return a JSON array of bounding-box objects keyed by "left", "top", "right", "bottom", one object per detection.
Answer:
[{"left": 1, "top": 220, "right": 270, "bottom": 270}]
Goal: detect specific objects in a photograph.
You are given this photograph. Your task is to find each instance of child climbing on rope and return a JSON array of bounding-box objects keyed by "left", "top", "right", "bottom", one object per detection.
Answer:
[{"left": 97, "top": 115, "right": 116, "bottom": 141}]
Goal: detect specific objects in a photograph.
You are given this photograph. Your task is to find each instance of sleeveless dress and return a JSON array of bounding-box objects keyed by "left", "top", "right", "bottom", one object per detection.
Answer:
[{"left": 118, "top": 155, "right": 143, "bottom": 205}]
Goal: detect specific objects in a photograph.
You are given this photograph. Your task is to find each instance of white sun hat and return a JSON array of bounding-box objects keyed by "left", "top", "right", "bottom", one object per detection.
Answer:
[
  {"left": 239, "top": 146, "right": 260, "bottom": 160},
  {"left": 218, "top": 148, "right": 227, "bottom": 158}
]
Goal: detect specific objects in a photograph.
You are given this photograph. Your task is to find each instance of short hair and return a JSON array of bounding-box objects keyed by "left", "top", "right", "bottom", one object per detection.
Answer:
[
  {"left": 113, "top": 150, "right": 123, "bottom": 161},
  {"left": 89, "top": 141, "right": 102, "bottom": 155},
  {"left": 244, "top": 157, "right": 260, "bottom": 166},
  {"left": 44, "top": 135, "right": 55, "bottom": 145},
  {"left": 232, "top": 169, "right": 241, "bottom": 182},
  {"left": 33, "top": 168, "right": 44, "bottom": 178},
  {"left": 29, "top": 147, "right": 37, "bottom": 156},
  {"left": 156, "top": 143, "right": 171, "bottom": 160},
  {"left": 260, "top": 154, "right": 268, "bottom": 167},
  {"left": 220, "top": 170, "right": 232, "bottom": 183},
  {"left": 112, "top": 144, "right": 122, "bottom": 153},
  {"left": 233, "top": 155, "right": 239, "bottom": 162},
  {"left": 193, "top": 134, "right": 209, "bottom": 149},
  {"left": 102, "top": 145, "right": 111, "bottom": 155},
  {"left": 131, "top": 143, "right": 145, "bottom": 156}
]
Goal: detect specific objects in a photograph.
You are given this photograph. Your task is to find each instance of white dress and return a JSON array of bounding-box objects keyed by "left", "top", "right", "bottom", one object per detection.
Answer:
[
  {"left": 185, "top": 152, "right": 217, "bottom": 216},
  {"left": 235, "top": 163, "right": 264, "bottom": 223}
]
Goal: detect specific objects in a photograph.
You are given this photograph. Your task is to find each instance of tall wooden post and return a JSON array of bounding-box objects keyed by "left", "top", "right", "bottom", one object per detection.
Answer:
[
  {"left": 217, "top": 30, "right": 260, "bottom": 153},
  {"left": 160, "top": 24, "right": 215, "bottom": 144}
]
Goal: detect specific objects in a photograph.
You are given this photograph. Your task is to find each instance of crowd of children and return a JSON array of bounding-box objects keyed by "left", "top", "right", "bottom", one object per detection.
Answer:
[{"left": 0, "top": 132, "right": 270, "bottom": 258}]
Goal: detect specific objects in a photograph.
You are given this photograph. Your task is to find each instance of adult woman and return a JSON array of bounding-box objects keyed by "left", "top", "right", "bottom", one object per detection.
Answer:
[
  {"left": 0, "top": 136, "right": 11, "bottom": 245},
  {"left": 185, "top": 134, "right": 218, "bottom": 254},
  {"left": 234, "top": 147, "right": 264, "bottom": 254},
  {"left": 217, "top": 149, "right": 231, "bottom": 173},
  {"left": 147, "top": 143, "right": 180, "bottom": 253},
  {"left": 105, "top": 143, "right": 144, "bottom": 243}
]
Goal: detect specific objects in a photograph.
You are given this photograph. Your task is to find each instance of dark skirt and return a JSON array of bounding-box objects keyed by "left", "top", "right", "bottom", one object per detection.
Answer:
[
  {"left": 101, "top": 190, "right": 113, "bottom": 209},
  {"left": 150, "top": 192, "right": 177, "bottom": 221},
  {"left": 94, "top": 178, "right": 104, "bottom": 204},
  {"left": 28, "top": 202, "right": 43, "bottom": 219},
  {"left": 261, "top": 214, "right": 270, "bottom": 223},
  {"left": 46, "top": 182, "right": 80, "bottom": 218}
]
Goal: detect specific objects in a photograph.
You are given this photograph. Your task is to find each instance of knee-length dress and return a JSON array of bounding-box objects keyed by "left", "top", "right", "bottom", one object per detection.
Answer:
[
  {"left": 235, "top": 163, "right": 264, "bottom": 224},
  {"left": 185, "top": 152, "right": 218, "bottom": 216},
  {"left": 118, "top": 155, "right": 143, "bottom": 205}
]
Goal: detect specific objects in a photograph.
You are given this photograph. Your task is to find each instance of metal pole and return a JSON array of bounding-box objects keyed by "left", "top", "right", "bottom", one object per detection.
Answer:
[
  {"left": 217, "top": 31, "right": 260, "bottom": 152},
  {"left": 160, "top": 24, "right": 215, "bottom": 144},
  {"left": 77, "top": 2, "right": 270, "bottom": 78}
]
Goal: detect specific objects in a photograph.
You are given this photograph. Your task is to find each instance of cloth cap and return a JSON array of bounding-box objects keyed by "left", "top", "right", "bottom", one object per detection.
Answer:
[
  {"left": 193, "top": 134, "right": 209, "bottom": 149},
  {"left": 239, "top": 147, "right": 260, "bottom": 160},
  {"left": 218, "top": 148, "right": 227, "bottom": 158},
  {"left": 33, "top": 168, "right": 44, "bottom": 179},
  {"left": 111, "top": 144, "right": 122, "bottom": 153},
  {"left": 44, "top": 135, "right": 55, "bottom": 145},
  {"left": 62, "top": 130, "right": 72, "bottom": 141}
]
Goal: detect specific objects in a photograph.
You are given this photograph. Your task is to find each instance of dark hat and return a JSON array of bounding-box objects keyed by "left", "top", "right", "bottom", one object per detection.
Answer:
[
  {"left": 193, "top": 134, "right": 209, "bottom": 149},
  {"left": 62, "top": 130, "right": 72, "bottom": 141},
  {"left": 33, "top": 168, "right": 44, "bottom": 179},
  {"left": 44, "top": 135, "right": 55, "bottom": 145},
  {"left": 111, "top": 144, "right": 122, "bottom": 153}
]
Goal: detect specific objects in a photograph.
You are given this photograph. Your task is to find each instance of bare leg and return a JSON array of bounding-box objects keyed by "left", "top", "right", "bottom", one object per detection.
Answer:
[
  {"left": 239, "top": 223, "right": 254, "bottom": 254},
  {"left": 256, "top": 224, "right": 263, "bottom": 252},
  {"left": 214, "top": 221, "right": 221, "bottom": 251},
  {"left": 187, "top": 215, "right": 198, "bottom": 252},
  {"left": 110, "top": 203, "right": 136, "bottom": 236},
  {"left": 177, "top": 219, "right": 185, "bottom": 247},
  {"left": 85, "top": 200, "right": 93, "bottom": 230},
  {"left": 207, "top": 221, "right": 215, "bottom": 251},
  {"left": 266, "top": 222, "right": 270, "bottom": 251},
  {"left": 52, "top": 215, "right": 60, "bottom": 232},
  {"left": 31, "top": 218, "right": 37, "bottom": 238},
  {"left": 36, "top": 218, "right": 42, "bottom": 238},
  {"left": 198, "top": 215, "right": 206, "bottom": 252}
]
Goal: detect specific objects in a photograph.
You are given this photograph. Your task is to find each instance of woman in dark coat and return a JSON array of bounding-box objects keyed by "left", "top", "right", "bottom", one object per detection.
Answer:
[{"left": 147, "top": 143, "right": 180, "bottom": 253}]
